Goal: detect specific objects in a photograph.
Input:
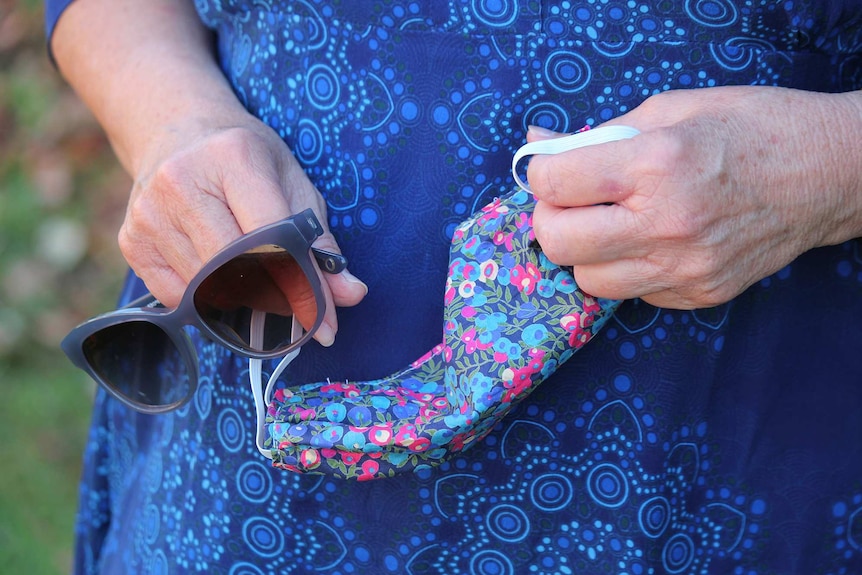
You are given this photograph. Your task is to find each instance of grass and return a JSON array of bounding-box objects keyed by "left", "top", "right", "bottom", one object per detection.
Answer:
[
  {"left": 0, "top": 362, "right": 94, "bottom": 575},
  {"left": 1, "top": 2, "right": 130, "bottom": 573}
]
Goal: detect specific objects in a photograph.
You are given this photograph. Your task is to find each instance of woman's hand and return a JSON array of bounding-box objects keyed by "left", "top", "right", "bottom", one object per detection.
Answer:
[
  {"left": 121, "top": 109, "right": 367, "bottom": 345},
  {"left": 51, "top": 0, "right": 367, "bottom": 345},
  {"left": 527, "top": 86, "right": 862, "bottom": 309}
]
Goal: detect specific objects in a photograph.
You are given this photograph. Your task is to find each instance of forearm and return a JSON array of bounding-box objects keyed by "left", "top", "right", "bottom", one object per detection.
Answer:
[
  {"left": 50, "top": 0, "right": 246, "bottom": 175},
  {"left": 746, "top": 87, "right": 862, "bottom": 250},
  {"left": 804, "top": 89, "right": 862, "bottom": 247}
]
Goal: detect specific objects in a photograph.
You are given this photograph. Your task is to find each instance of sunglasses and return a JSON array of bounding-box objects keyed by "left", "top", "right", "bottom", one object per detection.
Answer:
[{"left": 61, "top": 209, "right": 345, "bottom": 414}]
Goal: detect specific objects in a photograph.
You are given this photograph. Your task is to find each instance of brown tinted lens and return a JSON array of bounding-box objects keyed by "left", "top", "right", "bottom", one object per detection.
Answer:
[
  {"left": 83, "top": 321, "right": 192, "bottom": 409},
  {"left": 193, "top": 245, "right": 319, "bottom": 353}
]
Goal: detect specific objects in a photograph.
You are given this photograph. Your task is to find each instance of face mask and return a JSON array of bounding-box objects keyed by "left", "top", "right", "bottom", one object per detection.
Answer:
[{"left": 253, "top": 125, "right": 639, "bottom": 480}]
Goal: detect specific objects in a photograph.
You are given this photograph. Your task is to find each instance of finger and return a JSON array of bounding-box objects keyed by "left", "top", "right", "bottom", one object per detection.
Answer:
[
  {"left": 221, "top": 143, "right": 293, "bottom": 233},
  {"left": 532, "top": 199, "right": 649, "bottom": 266},
  {"left": 639, "top": 290, "right": 699, "bottom": 311},
  {"left": 307, "top": 224, "right": 368, "bottom": 308},
  {"left": 261, "top": 255, "right": 325, "bottom": 331},
  {"left": 525, "top": 124, "right": 572, "bottom": 143},
  {"left": 216, "top": 133, "right": 368, "bottom": 343},
  {"left": 119, "top": 192, "right": 206, "bottom": 306},
  {"left": 119, "top": 233, "right": 194, "bottom": 307},
  {"left": 272, "top": 151, "right": 368, "bottom": 309},
  {"left": 131, "top": 150, "right": 245, "bottom": 287},
  {"left": 214, "top": 141, "right": 343, "bottom": 345},
  {"left": 571, "top": 259, "right": 668, "bottom": 302},
  {"left": 527, "top": 136, "right": 642, "bottom": 208}
]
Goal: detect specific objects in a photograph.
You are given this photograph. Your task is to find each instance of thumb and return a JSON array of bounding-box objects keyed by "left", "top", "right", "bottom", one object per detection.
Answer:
[{"left": 308, "top": 228, "right": 368, "bottom": 309}]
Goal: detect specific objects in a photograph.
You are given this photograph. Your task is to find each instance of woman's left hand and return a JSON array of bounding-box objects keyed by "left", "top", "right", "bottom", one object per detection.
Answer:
[{"left": 526, "top": 86, "right": 862, "bottom": 309}]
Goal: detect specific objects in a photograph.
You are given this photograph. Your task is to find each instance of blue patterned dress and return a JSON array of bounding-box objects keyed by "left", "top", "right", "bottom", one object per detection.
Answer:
[{"left": 47, "top": 1, "right": 862, "bottom": 573}]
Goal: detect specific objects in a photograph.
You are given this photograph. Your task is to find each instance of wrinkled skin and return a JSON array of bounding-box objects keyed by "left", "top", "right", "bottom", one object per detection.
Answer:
[{"left": 527, "top": 86, "right": 862, "bottom": 309}]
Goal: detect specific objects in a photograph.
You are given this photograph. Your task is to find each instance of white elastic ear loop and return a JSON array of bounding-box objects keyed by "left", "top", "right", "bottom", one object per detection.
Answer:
[
  {"left": 511, "top": 124, "right": 641, "bottom": 193},
  {"left": 248, "top": 311, "right": 303, "bottom": 459}
]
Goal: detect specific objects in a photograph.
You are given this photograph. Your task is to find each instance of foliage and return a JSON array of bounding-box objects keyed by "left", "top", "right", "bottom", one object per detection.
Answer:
[{"left": 0, "top": 2, "right": 130, "bottom": 573}]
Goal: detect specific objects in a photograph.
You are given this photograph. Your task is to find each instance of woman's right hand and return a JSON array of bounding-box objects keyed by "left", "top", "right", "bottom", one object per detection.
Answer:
[
  {"left": 51, "top": 0, "right": 367, "bottom": 346},
  {"left": 121, "top": 109, "right": 368, "bottom": 346}
]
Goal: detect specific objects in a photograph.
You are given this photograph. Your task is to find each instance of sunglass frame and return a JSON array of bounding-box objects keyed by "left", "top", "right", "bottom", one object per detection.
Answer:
[{"left": 61, "top": 209, "right": 339, "bottom": 413}]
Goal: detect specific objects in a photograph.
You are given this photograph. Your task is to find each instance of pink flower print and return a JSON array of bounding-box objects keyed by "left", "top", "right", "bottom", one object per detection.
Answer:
[
  {"left": 462, "top": 327, "right": 479, "bottom": 353},
  {"left": 409, "top": 437, "right": 432, "bottom": 452},
  {"left": 341, "top": 452, "right": 362, "bottom": 466},
  {"left": 290, "top": 407, "right": 317, "bottom": 420},
  {"left": 458, "top": 280, "right": 476, "bottom": 298},
  {"left": 462, "top": 327, "right": 494, "bottom": 354},
  {"left": 526, "top": 348, "right": 546, "bottom": 370},
  {"left": 492, "top": 230, "right": 514, "bottom": 251},
  {"left": 394, "top": 424, "right": 418, "bottom": 447},
  {"left": 515, "top": 211, "right": 531, "bottom": 230},
  {"left": 504, "top": 364, "right": 533, "bottom": 396},
  {"left": 482, "top": 197, "right": 502, "bottom": 212},
  {"left": 411, "top": 342, "right": 446, "bottom": 367},
  {"left": 477, "top": 197, "right": 508, "bottom": 225},
  {"left": 321, "top": 382, "right": 360, "bottom": 398},
  {"left": 501, "top": 349, "right": 546, "bottom": 402},
  {"left": 444, "top": 319, "right": 457, "bottom": 335},
  {"left": 511, "top": 262, "right": 541, "bottom": 294},
  {"left": 444, "top": 285, "right": 456, "bottom": 305},
  {"left": 357, "top": 459, "right": 380, "bottom": 481},
  {"left": 462, "top": 262, "right": 480, "bottom": 281},
  {"left": 582, "top": 295, "right": 601, "bottom": 318},
  {"left": 448, "top": 257, "right": 466, "bottom": 278},
  {"left": 272, "top": 388, "right": 293, "bottom": 402},
  {"left": 418, "top": 401, "right": 444, "bottom": 420},
  {"left": 479, "top": 259, "right": 499, "bottom": 281},
  {"left": 461, "top": 235, "right": 480, "bottom": 257},
  {"left": 448, "top": 432, "right": 468, "bottom": 452},
  {"left": 299, "top": 448, "right": 321, "bottom": 470},
  {"left": 561, "top": 312, "right": 592, "bottom": 347},
  {"left": 461, "top": 305, "right": 477, "bottom": 319},
  {"left": 369, "top": 423, "right": 394, "bottom": 446},
  {"left": 443, "top": 345, "right": 453, "bottom": 362}
]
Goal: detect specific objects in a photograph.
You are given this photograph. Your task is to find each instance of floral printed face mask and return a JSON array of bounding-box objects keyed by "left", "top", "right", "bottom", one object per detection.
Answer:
[{"left": 248, "top": 125, "right": 640, "bottom": 480}]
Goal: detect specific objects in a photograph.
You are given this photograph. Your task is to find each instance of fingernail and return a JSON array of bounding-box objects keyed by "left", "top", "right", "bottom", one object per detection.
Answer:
[
  {"left": 341, "top": 269, "right": 368, "bottom": 295},
  {"left": 527, "top": 124, "right": 562, "bottom": 138},
  {"left": 315, "top": 321, "right": 336, "bottom": 347}
]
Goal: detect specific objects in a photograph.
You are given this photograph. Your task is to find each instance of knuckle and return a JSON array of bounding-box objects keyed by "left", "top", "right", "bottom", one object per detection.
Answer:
[
  {"left": 150, "top": 155, "right": 194, "bottom": 194},
  {"left": 117, "top": 225, "right": 135, "bottom": 261},
  {"left": 639, "top": 130, "right": 686, "bottom": 178},
  {"left": 210, "top": 127, "right": 269, "bottom": 167}
]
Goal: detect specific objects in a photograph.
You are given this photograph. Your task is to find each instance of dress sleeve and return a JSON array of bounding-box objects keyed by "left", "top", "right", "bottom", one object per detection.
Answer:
[{"left": 44, "top": 0, "right": 77, "bottom": 61}]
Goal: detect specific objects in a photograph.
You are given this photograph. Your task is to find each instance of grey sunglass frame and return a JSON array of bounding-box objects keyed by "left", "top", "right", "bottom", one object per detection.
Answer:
[{"left": 60, "top": 209, "right": 344, "bottom": 413}]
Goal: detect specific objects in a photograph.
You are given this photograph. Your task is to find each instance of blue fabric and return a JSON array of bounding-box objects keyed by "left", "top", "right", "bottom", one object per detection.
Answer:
[
  {"left": 46, "top": 1, "right": 862, "bottom": 573},
  {"left": 43, "top": 0, "right": 73, "bottom": 61}
]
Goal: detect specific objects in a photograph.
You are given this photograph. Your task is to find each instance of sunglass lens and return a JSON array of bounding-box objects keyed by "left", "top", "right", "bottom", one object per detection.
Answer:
[
  {"left": 83, "top": 321, "right": 192, "bottom": 410},
  {"left": 194, "top": 246, "right": 318, "bottom": 354}
]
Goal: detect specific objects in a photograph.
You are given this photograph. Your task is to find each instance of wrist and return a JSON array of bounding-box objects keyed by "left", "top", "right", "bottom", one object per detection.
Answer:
[
  {"left": 51, "top": 0, "right": 251, "bottom": 176},
  {"left": 821, "top": 91, "right": 862, "bottom": 245},
  {"left": 805, "top": 90, "right": 862, "bottom": 248}
]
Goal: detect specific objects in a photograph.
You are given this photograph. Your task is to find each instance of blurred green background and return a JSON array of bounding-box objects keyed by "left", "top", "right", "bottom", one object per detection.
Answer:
[{"left": 1, "top": 1, "right": 130, "bottom": 573}]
